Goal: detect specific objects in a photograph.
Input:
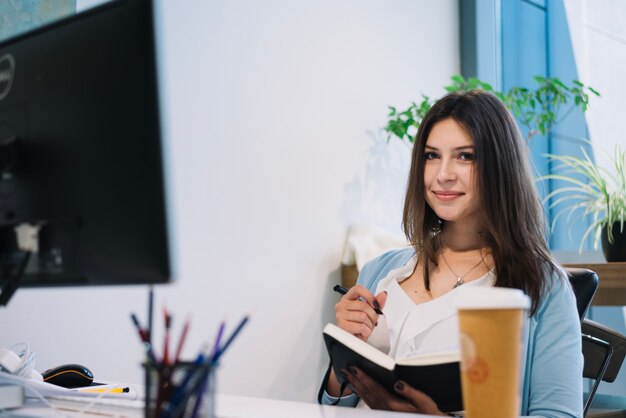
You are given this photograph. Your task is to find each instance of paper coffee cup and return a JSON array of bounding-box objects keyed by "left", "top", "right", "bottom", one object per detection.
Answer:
[{"left": 455, "top": 287, "right": 530, "bottom": 418}]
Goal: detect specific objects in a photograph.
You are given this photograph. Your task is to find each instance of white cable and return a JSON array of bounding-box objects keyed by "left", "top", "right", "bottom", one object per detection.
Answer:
[
  {"left": 0, "top": 344, "right": 71, "bottom": 416},
  {"left": 0, "top": 373, "right": 71, "bottom": 418},
  {"left": 1, "top": 344, "right": 140, "bottom": 417},
  {"left": 0, "top": 343, "right": 34, "bottom": 379},
  {"left": 77, "top": 387, "right": 119, "bottom": 416},
  {"left": 9, "top": 343, "right": 36, "bottom": 379},
  {"left": 0, "top": 348, "right": 21, "bottom": 374}
]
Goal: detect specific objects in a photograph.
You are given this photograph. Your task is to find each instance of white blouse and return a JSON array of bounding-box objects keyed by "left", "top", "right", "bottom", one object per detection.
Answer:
[{"left": 366, "top": 255, "right": 495, "bottom": 361}]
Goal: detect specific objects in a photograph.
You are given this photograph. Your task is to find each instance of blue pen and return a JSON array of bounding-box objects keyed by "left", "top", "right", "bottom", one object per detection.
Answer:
[
  {"left": 212, "top": 315, "right": 250, "bottom": 363},
  {"left": 160, "top": 346, "right": 207, "bottom": 418},
  {"left": 209, "top": 320, "right": 226, "bottom": 361},
  {"left": 166, "top": 364, "right": 211, "bottom": 418},
  {"left": 189, "top": 321, "right": 226, "bottom": 418},
  {"left": 147, "top": 286, "right": 154, "bottom": 345},
  {"left": 181, "top": 316, "right": 250, "bottom": 417}
]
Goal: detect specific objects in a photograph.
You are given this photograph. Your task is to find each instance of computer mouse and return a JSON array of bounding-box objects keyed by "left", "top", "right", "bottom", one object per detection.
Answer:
[{"left": 42, "top": 364, "right": 94, "bottom": 388}]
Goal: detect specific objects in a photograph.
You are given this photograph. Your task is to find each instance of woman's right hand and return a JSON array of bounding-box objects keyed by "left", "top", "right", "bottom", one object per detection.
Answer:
[
  {"left": 335, "top": 285, "right": 387, "bottom": 341},
  {"left": 326, "top": 285, "right": 387, "bottom": 397}
]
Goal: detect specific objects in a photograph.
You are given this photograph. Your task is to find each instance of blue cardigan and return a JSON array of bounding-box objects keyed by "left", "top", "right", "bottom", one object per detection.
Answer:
[{"left": 322, "top": 248, "right": 583, "bottom": 418}]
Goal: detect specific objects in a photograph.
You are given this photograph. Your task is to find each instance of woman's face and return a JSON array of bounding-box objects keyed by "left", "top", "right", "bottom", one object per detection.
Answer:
[{"left": 423, "top": 118, "right": 480, "bottom": 225}]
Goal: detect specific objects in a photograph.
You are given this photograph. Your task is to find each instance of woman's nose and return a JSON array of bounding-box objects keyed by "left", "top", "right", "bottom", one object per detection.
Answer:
[{"left": 437, "top": 159, "right": 456, "bottom": 183}]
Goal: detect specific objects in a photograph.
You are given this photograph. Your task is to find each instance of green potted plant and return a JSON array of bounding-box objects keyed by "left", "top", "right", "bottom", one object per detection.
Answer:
[
  {"left": 384, "top": 75, "right": 614, "bottom": 257},
  {"left": 541, "top": 145, "right": 626, "bottom": 261},
  {"left": 385, "top": 75, "right": 599, "bottom": 145}
]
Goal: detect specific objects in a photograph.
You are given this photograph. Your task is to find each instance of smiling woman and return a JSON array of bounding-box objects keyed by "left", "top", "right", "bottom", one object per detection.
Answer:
[
  {"left": 423, "top": 119, "right": 480, "bottom": 227},
  {"left": 319, "top": 90, "right": 583, "bottom": 418}
]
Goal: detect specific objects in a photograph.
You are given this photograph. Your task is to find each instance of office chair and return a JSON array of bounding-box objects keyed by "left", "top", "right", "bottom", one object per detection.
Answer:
[
  {"left": 582, "top": 319, "right": 626, "bottom": 417},
  {"left": 566, "top": 268, "right": 599, "bottom": 321},
  {"left": 565, "top": 268, "right": 626, "bottom": 417}
]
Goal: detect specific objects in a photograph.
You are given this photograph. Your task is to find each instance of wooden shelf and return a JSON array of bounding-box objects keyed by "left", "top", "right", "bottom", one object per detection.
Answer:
[
  {"left": 341, "top": 262, "right": 626, "bottom": 306},
  {"left": 563, "top": 262, "right": 626, "bottom": 306},
  {"left": 341, "top": 264, "right": 359, "bottom": 289}
]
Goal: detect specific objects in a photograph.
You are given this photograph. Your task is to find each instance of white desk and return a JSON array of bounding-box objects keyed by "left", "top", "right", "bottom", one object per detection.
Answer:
[
  {"left": 215, "top": 394, "right": 438, "bottom": 417},
  {"left": 16, "top": 394, "right": 441, "bottom": 417}
]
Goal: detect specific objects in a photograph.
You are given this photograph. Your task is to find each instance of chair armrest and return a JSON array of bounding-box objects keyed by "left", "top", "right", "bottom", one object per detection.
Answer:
[{"left": 583, "top": 319, "right": 626, "bottom": 383}]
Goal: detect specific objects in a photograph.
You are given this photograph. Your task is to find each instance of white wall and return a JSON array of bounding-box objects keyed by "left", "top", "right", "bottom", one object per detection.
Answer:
[
  {"left": 0, "top": 0, "right": 459, "bottom": 402},
  {"left": 564, "top": 0, "right": 626, "bottom": 172},
  {"left": 564, "top": 0, "right": 626, "bottom": 395}
]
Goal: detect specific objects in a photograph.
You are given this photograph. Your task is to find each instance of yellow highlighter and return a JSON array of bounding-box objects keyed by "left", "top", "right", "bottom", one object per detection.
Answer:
[{"left": 78, "top": 387, "right": 130, "bottom": 394}]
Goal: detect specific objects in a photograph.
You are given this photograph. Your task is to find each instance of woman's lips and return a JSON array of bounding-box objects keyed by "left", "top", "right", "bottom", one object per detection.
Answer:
[{"left": 432, "top": 191, "right": 464, "bottom": 201}]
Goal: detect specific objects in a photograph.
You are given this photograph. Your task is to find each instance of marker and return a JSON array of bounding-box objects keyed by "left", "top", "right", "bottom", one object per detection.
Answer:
[
  {"left": 78, "top": 387, "right": 129, "bottom": 394},
  {"left": 333, "top": 284, "right": 383, "bottom": 315}
]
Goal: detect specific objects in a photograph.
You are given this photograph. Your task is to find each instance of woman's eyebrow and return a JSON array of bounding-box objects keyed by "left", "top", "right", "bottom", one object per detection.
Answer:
[{"left": 424, "top": 145, "right": 474, "bottom": 151}]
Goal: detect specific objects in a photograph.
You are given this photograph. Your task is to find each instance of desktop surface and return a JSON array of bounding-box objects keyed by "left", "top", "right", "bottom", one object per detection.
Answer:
[
  {"left": 18, "top": 393, "right": 442, "bottom": 417},
  {"left": 216, "top": 394, "right": 438, "bottom": 418}
]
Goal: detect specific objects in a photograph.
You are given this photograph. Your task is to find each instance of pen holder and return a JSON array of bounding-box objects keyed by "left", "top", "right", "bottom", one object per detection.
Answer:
[{"left": 144, "top": 361, "right": 217, "bottom": 418}]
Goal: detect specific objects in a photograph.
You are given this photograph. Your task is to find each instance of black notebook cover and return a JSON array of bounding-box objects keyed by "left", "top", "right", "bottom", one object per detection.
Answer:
[{"left": 323, "top": 323, "right": 463, "bottom": 412}]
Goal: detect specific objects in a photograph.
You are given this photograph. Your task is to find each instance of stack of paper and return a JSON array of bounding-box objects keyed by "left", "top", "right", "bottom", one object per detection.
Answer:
[{"left": 0, "top": 384, "right": 24, "bottom": 409}]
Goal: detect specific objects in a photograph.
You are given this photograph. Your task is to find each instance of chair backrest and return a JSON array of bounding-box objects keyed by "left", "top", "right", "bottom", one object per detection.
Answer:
[{"left": 565, "top": 268, "right": 599, "bottom": 321}]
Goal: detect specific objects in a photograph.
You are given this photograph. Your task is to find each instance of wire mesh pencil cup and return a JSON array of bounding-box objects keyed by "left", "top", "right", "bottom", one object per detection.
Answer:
[{"left": 144, "top": 361, "right": 216, "bottom": 418}]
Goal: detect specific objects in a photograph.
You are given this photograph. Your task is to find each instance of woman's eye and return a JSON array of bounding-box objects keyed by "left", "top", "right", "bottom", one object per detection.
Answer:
[
  {"left": 425, "top": 152, "right": 439, "bottom": 160},
  {"left": 458, "top": 152, "right": 475, "bottom": 161}
]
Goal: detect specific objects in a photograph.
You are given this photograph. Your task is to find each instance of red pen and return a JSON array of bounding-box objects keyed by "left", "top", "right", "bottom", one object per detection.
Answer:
[
  {"left": 130, "top": 313, "right": 158, "bottom": 364},
  {"left": 173, "top": 317, "right": 191, "bottom": 365}
]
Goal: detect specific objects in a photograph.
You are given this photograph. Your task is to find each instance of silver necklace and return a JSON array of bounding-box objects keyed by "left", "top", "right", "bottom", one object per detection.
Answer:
[{"left": 441, "top": 250, "right": 487, "bottom": 288}]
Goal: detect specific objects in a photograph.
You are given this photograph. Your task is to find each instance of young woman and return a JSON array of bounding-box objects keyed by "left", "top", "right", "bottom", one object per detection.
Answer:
[{"left": 319, "top": 90, "right": 583, "bottom": 417}]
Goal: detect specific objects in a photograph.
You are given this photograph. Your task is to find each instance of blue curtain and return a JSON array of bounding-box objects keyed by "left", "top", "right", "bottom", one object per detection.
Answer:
[{"left": 463, "top": 0, "right": 594, "bottom": 252}]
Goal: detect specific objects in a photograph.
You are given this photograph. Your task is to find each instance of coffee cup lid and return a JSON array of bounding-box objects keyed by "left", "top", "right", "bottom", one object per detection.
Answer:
[{"left": 454, "top": 287, "right": 530, "bottom": 310}]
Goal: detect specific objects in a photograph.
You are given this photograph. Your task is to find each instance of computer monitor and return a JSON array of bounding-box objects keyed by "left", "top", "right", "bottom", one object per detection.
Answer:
[{"left": 0, "top": 0, "right": 171, "bottom": 305}]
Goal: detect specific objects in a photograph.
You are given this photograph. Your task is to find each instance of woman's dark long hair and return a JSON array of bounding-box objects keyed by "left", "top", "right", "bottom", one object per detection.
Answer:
[{"left": 402, "top": 90, "right": 561, "bottom": 315}]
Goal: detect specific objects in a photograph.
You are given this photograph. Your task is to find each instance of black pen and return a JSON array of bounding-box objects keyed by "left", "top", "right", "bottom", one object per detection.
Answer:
[{"left": 333, "top": 284, "right": 383, "bottom": 315}]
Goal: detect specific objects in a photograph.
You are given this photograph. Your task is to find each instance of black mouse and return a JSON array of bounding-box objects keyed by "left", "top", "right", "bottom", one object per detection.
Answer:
[{"left": 42, "top": 364, "right": 94, "bottom": 388}]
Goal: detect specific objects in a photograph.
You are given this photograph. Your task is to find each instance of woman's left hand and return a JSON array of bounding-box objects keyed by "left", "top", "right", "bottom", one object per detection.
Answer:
[{"left": 342, "top": 366, "right": 446, "bottom": 415}]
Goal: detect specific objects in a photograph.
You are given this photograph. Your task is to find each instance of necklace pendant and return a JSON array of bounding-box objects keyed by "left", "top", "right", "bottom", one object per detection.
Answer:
[{"left": 441, "top": 248, "right": 486, "bottom": 291}]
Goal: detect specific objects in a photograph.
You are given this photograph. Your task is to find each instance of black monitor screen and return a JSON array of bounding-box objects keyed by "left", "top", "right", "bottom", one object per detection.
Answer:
[{"left": 0, "top": 0, "right": 170, "bottom": 298}]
